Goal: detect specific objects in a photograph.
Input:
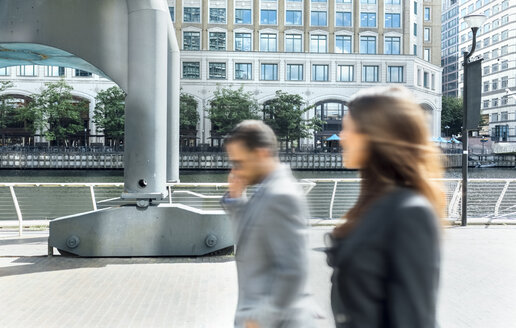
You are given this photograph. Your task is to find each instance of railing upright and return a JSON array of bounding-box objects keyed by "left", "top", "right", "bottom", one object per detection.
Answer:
[{"left": 9, "top": 185, "right": 23, "bottom": 236}]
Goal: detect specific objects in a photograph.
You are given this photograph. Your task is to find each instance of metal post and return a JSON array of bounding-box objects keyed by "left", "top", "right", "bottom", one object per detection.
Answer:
[
  {"left": 9, "top": 186, "right": 23, "bottom": 236},
  {"left": 461, "top": 26, "right": 479, "bottom": 226},
  {"left": 462, "top": 50, "right": 469, "bottom": 226},
  {"left": 166, "top": 15, "right": 180, "bottom": 183}
]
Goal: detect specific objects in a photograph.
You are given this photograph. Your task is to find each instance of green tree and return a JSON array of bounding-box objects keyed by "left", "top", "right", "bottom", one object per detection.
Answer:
[
  {"left": 19, "top": 80, "right": 88, "bottom": 146},
  {"left": 180, "top": 92, "right": 199, "bottom": 132},
  {"left": 263, "top": 91, "right": 323, "bottom": 151},
  {"left": 0, "top": 81, "right": 15, "bottom": 130},
  {"left": 441, "top": 96, "right": 463, "bottom": 136},
  {"left": 208, "top": 86, "right": 260, "bottom": 136},
  {"left": 93, "top": 86, "right": 126, "bottom": 146}
]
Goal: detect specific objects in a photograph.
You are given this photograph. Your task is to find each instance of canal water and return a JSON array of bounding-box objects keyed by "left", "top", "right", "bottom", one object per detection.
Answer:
[{"left": 0, "top": 168, "right": 514, "bottom": 183}]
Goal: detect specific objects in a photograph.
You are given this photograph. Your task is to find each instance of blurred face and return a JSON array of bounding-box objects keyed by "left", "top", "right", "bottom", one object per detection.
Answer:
[
  {"left": 226, "top": 141, "right": 267, "bottom": 185},
  {"left": 339, "top": 114, "right": 369, "bottom": 169}
]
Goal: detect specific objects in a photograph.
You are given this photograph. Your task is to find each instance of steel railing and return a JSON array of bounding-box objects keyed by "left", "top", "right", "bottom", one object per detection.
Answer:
[{"left": 1, "top": 179, "right": 515, "bottom": 236}]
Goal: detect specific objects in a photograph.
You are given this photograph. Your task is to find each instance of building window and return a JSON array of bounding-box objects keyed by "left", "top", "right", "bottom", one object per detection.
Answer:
[
  {"left": 74, "top": 69, "right": 92, "bottom": 77},
  {"left": 501, "top": 45, "right": 508, "bottom": 56},
  {"left": 386, "top": 0, "right": 401, "bottom": 4},
  {"left": 18, "top": 65, "right": 37, "bottom": 76},
  {"left": 492, "top": 113, "right": 498, "bottom": 122},
  {"left": 337, "top": 65, "right": 354, "bottom": 82},
  {"left": 260, "top": 34, "right": 277, "bottom": 52},
  {"left": 414, "top": 1, "right": 417, "bottom": 15},
  {"left": 501, "top": 111, "right": 508, "bottom": 120},
  {"left": 502, "top": 76, "right": 509, "bottom": 88},
  {"left": 483, "top": 100, "right": 490, "bottom": 108},
  {"left": 484, "top": 81, "right": 489, "bottom": 92},
  {"left": 286, "top": 64, "right": 304, "bottom": 81},
  {"left": 261, "top": 63, "right": 278, "bottom": 80},
  {"left": 286, "top": 10, "right": 302, "bottom": 25},
  {"left": 336, "top": 12, "right": 352, "bottom": 27},
  {"left": 360, "top": 36, "right": 376, "bottom": 54},
  {"left": 424, "top": 48, "right": 431, "bottom": 61},
  {"left": 169, "top": 7, "right": 175, "bottom": 22},
  {"left": 335, "top": 35, "right": 352, "bottom": 53},
  {"left": 235, "top": 63, "right": 252, "bottom": 80},
  {"left": 209, "top": 32, "right": 226, "bottom": 50},
  {"left": 502, "top": 97, "right": 509, "bottom": 106},
  {"left": 424, "top": 7, "right": 431, "bottom": 21},
  {"left": 483, "top": 66, "right": 490, "bottom": 75},
  {"left": 501, "top": 15, "right": 508, "bottom": 25},
  {"left": 235, "top": 33, "right": 252, "bottom": 51},
  {"left": 312, "top": 64, "right": 329, "bottom": 81},
  {"left": 493, "top": 98, "right": 499, "bottom": 107},
  {"left": 182, "top": 62, "right": 200, "bottom": 79},
  {"left": 310, "top": 35, "right": 328, "bottom": 53},
  {"left": 312, "top": 0, "right": 328, "bottom": 2},
  {"left": 285, "top": 34, "right": 303, "bottom": 52},
  {"left": 235, "top": 9, "right": 252, "bottom": 24},
  {"left": 183, "top": 32, "right": 200, "bottom": 50},
  {"left": 45, "top": 66, "right": 65, "bottom": 77},
  {"left": 0, "top": 67, "right": 8, "bottom": 76},
  {"left": 492, "top": 63, "right": 499, "bottom": 73},
  {"left": 360, "top": 13, "right": 376, "bottom": 27},
  {"left": 423, "top": 72, "right": 429, "bottom": 88},
  {"left": 261, "top": 10, "right": 277, "bottom": 25},
  {"left": 209, "top": 63, "right": 226, "bottom": 79},
  {"left": 501, "top": 60, "right": 508, "bottom": 70},
  {"left": 311, "top": 11, "right": 327, "bottom": 26},
  {"left": 501, "top": 30, "right": 508, "bottom": 40},
  {"left": 362, "top": 65, "right": 379, "bottom": 82},
  {"left": 413, "top": 44, "right": 417, "bottom": 55},
  {"left": 361, "top": 0, "right": 376, "bottom": 3},
  {"left": 184, "top": 7, "right": 200, "bottom": 23},
  {"left": 387, "top": 66, "right": 404, "bottom": 83},
  {"left": 492, "top": 79, "right": 498, "bottom": 90},
  {"left": 424, "top": 28, "right": 431, "bottom": 42},
  {"left": 414, "top": 23, "right": 417, "bottom": 36},
  {"left": 385, "top": 13, "right": 400, "bottom": 28},
  {"left": 384, "top": 36, "right": 400, "bottom": 54},
  {"left": 209, "top": 8, "right": 226, "bottom": 23},
  {"left": 337, "top": 0, "right": 353, "bottom": 2}
]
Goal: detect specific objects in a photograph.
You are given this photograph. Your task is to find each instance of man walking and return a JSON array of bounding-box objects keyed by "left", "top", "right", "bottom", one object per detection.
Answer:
[{"left": 221, "top": 120, "right": 315, "bottom": 328}]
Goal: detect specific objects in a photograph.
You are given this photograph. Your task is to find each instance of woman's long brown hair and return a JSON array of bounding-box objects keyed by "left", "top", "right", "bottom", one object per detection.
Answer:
[{"left": 333, "top": 87, "right": 446, "bottom": 238}]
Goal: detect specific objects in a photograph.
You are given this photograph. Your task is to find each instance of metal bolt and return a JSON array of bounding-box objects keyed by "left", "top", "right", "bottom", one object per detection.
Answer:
[
  {"left": 136, "top": 199, "right": 149, "bottom": 208},
  {"left": 205, "top": 234, "right": 218, "bottom": 248},
  {"left": 138, "top": 179, "right": 147, "bottom": 188},
  {"left": 66, "top": 235, "right": 80, "bottom": 249}
]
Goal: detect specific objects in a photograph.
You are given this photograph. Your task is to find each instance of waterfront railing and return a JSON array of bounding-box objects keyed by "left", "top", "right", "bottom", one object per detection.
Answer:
[{"left": 1, "top": 179, "right": 516, "bottom": 235}]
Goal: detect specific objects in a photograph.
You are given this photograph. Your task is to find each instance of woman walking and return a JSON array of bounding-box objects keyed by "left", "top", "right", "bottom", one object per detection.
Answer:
[{"left": 326, "top": 86, "right": 445, "bottom": 328}]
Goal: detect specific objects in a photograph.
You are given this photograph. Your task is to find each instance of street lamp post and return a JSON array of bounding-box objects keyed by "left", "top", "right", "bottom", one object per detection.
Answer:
[
  {"left": 445, "top": 125, "right": 450, "bottom": 137},
  {"left": 462, "top": 14, "right": 487, "bottom": 226}
]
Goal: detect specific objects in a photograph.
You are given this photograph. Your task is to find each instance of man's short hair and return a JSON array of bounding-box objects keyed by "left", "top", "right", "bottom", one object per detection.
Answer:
[{"left": 224, "top": 120, "right": 278, "bottom": 156}]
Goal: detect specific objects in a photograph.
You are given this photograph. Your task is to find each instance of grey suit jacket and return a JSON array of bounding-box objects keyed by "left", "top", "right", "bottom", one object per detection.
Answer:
[{"left": 221, "top": 165, "right": 315, "bottom": 328}]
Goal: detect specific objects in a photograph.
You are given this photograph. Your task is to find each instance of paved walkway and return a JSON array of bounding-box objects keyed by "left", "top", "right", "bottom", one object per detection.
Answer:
[{"left": 1, "top": 226, "right": 516, "bottom": 328}]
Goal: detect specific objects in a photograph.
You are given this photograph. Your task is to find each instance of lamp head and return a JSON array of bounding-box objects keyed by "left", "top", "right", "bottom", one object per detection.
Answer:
[{"left": 464, "top": 14, "right": 487, "bottom": 30}]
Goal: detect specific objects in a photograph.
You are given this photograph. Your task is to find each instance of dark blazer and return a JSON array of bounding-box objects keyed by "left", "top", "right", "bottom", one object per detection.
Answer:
[{"left": 326, "top": 187, "right": 441, "bottom": 328}]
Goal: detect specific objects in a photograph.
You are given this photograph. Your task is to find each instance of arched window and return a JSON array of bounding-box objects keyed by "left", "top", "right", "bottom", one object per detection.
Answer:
[{"left": 313, "top": 100, "right": 348, "bottom": 152}]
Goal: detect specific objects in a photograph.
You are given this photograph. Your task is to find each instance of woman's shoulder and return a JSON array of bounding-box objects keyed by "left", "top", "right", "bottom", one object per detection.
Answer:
[{"left": 386, "top": 187, "right": 440, "bottom": 231}]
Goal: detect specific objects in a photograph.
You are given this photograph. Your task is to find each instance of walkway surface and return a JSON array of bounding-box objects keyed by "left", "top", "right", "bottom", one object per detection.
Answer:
[{"left": 1, "top": 226, "right": 516, "bottom": 328}]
